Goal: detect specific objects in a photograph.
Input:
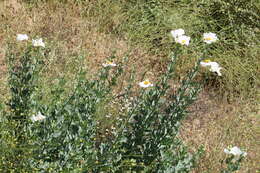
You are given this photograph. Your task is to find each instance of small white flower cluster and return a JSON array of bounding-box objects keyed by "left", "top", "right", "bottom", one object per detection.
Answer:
[
  {"left": 102, "top": 60, "right": 117, "bottom": 67},
  {"left": 171, "top": 29, "right": 218, "bottom": 45},
  {"left": 171, "top": 29, "right": 190, "bottom": 46},
  {"left": 200, "top": 59, "right": 222, "bottom": 76},
  {"left": 16, "top": 34, "right": 45, "bottom": 47},
  {"left": 170, "top": 29, "right": 222, "bottom": 76},
  {"left": 30, "top": 112, "right": 46, "bottom": 122},
  {"left": 203, "top": 32, "right": 218, "bottom": 44},
  {"left": 101, "top": 60, "right": 154, "bottom": 89},
  {"left": 16, "top": 34, "right": 29, "bottom": 41},
  {"left": 118, "top": 97, "right": 136, "bottom": 114},
  {"left": 102, "top": 29, "right": 221, "bottom": 87},
  {"left": 224, "top": 146, "right": 247, "bottom": 157},
  {"left": 32, "top": 38, "right": 45, "bottom": 47}
]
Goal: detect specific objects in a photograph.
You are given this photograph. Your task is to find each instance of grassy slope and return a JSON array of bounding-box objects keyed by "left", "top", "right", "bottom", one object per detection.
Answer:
[{"left": 0, "top": 0, "right": 259, "bottom": 172}]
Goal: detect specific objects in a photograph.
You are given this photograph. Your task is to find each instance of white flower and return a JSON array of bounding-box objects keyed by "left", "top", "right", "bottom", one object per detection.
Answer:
[
  {"left": 32, "top": 38, "right": 45, "bottom": 47},
  {"left": 224, "top": 146, "right": 247, "bottom": 157},
  {"left": 105, "top": 114, "right": 111, "bottom": 118},
  {"left": 111, "top": 126, "right": 116, "bottom": 130},
  {"left": 175, "top": 35, "right": 190, "bottom": 46},
  {"left": 102, "top": 60, "right": 117, "bottom": 67},
  {"left": 209, "top": 62, "right": 222, "bottom": 76},
  {"left": 200, "top": 60, "right": 222, "bottom": 76},
  {"left": 139, "top": 80, "right": 153, "bottom": 88},
  {"left": 171, "top": 29, "right": 185, "bottom": 39},
  {"left": 203, "top": 32, "right": 218, "bottom": 44},
  {"left": 30, "top": 112, "right": 46, "bottom": 122},
  {"left": 17, "top": 34, "right": 29, "bottom": 41},
  {"left": 200, "top": 59, "right": 213, "bottom": 67}
]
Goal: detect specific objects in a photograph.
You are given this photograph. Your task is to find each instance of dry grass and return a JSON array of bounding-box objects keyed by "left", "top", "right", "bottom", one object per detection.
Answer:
[
  {"left": 0, "top": 0, "right": 161, "bottom": 95},
  {"left": 182, "top": 91, "right": 259, "bottom": 173},
  {"left": 0, "top": 0, "right": 259, "bottom": 172}
]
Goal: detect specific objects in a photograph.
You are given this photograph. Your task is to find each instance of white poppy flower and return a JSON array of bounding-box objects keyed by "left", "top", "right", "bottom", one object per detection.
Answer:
[
  {"left": 17, "top": 34, "right": 29, "bottom": 41},
  {"left": 203, "top": 32, "right": 218, "bottom": 44},
  {"left": 175, "top": 35, "right": 190, "bottom": 46},
  {"left": 32, "top": 38, "right": 45, "bottom": 47},
  {"left": 224, "top": 146, "right": 247, "bottom": 157},
  {"left": 102, "top": 61, "right": 117, "bottom": 67},
  {"left": 105, "top": 114, "right": 111, "bottom": 118},
  {"left": 111, "top": 126, "right": 116, "bottom": 130},
  {"left": 139, "top": 80, "right": 153, "bottom": 88},
  {"left": 171, "top": 29, "right": 185, "bottom": 39},
  {"left": 209, "top": 62, "right": 222, "bottom": 76},
  {"left": 200, "top": 60, "right": 222, "bottom": 76},
  {"left": 200, "top": 59, "right": 212, "bottom": 67},
  {"left": 30, "top": 112, "right": 46, "bottom": 122}
]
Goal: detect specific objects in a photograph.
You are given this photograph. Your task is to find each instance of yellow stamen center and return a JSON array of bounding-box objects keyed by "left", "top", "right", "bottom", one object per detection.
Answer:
[
  {"left": 205, "top": 37, "right": 213, "bottom": 41},
  {"left": 204, "top": 59, "right": 211, "bottom": 63},
  {"left": 181, "top": 40, "right": 186, "bottom": 44},
  {"left": 143, "top": 81, "right": 150, "bottom": 85}
]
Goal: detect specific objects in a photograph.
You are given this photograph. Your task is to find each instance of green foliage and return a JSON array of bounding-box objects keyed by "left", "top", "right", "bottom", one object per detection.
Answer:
[
  {"left": 197, "top": 0, "right": 260, "bottom": 99},
  {"left": 82, "top": 0, "right": 259, "bottom": 99},
  {"left": 1, "top": 1, "right": 253, "bottom": 170},
  {"left": 89, "top": 46, "right": 203, "bottom": 172},
  {"left": 200, "top": 0, "right": 259, "bottom": 32},
  {"left": 221, "top": 155, "right": 246, "bottom": 173},
  {"left": 0, "top": 44, "right": 45, "bottom": 171},
  {"left": 0, "top": 39, "right": 207, "bottom": 172},
  {"left": 7, "top": 44, "right": 44, "bottom": 119}
]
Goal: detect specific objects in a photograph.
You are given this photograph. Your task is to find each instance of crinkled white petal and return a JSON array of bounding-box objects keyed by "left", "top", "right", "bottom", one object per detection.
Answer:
[
  {"left": 200, "top": 61, "right": 212, "bottom": 67},
  {"left": 208, "top": 62, "right": 219, "bottom": 67},
  {"left": 30, "top": 112, "right": 46, "bottom": 122},
  {"left": 17, "top": 34, "right": 29, "bottom": 41},
  {"left": 224, "top": 146, "right": 247, "bottom": 156},
  {"left": 203, "top": 32, "right": 218, "bottom": 44},
  {"left": 30, "top": 115, "right": 37, "bottom": 122},
  {"left": 32, "top": 38, "right": 45, "bottom": 47},
  {"left": 171, "top": 29, "right": 185, "bottom": 39},
  {"left": 201, "top": 61, "right": 222, "bottom": 76},
  {"left": 175, "top": 35, "right": 190, "bottom": 46},
  {"left": 102, "top": 62, "right": 117, "bottom": 67},
  {"left": 139, "top": 81, "right": 153, "bottom": 88},
  {"left": 230, "top": 146, "right": 243, "bottom": 155},
  {"left": 209, "top": 63, "right": 222, "bottom": 76},
  {"left": 224, "top": 148, "right": 230, "bottom": 154},
  {"left": 242, "top": 152, "right": 247, "bottom": 157}
]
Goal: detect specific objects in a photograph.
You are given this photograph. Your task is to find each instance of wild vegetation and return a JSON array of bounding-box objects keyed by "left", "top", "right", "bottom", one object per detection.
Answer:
[{"left": 0, "top": 0, "right": 259, "bottom": 172}]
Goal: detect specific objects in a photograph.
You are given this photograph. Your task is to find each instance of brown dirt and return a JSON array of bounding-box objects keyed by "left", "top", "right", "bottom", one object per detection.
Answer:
[{"left": 182, "top": 90, "right": 260, "bottom": 173}]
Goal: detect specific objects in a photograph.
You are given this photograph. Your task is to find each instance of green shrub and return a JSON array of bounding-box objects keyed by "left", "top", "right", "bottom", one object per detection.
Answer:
[
  {"left": 89, "top": 46, "right": 203, "bottom": 172},
  {"left": 0, "top": 38, "right": 206, "bottom": 172},
  {"left": 0, "top": 43, "right": 45, "bottom": 171}
]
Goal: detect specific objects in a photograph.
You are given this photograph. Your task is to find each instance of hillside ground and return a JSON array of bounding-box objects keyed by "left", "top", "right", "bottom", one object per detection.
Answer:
[{"left": 0, "top": 1, "right": 259, "bottom": 172}]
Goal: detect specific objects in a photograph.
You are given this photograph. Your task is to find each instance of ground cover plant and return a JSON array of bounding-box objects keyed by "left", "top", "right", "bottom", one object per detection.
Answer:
[{"left": 0, "top": 0, "right": 259, "bottom": 172}]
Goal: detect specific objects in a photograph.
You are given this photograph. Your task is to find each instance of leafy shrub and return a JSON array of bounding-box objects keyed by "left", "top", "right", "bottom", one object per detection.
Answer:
[
  {"left": 0, "top": 43, "right": 45, "bottom": 171},
  {"left": 0, "top": 38, "right": 205, "bottom": 172},
  {"left": 90, "top": 46, "right": 203, "bottom": 172}
]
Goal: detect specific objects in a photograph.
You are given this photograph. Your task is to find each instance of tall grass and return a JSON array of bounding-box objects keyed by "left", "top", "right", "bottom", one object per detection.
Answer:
[{"left": 80, "top": 0, "right": 259, "bottom": 100}]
